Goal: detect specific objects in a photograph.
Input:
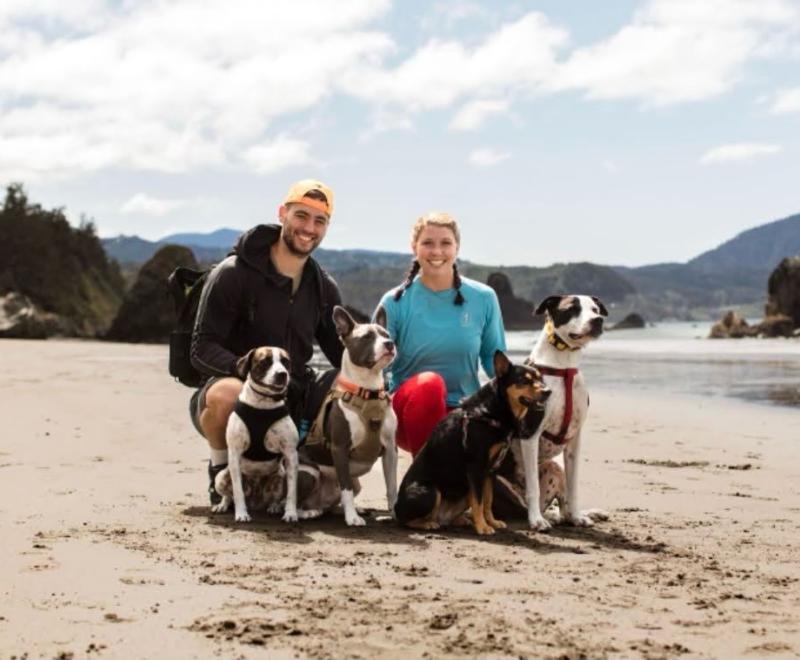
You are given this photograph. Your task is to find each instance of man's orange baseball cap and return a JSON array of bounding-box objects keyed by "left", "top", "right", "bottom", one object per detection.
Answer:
[{"left": 283, "top": 179, "right": 334, "bottom": 217}]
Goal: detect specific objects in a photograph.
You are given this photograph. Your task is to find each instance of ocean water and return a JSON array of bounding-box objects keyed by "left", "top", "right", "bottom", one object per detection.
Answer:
[
  {"left": 504, "top": 322, "right": 800, "bottom": 408},
  {"left": 314, "top": 322, "right": 800, "bottom": 409}
]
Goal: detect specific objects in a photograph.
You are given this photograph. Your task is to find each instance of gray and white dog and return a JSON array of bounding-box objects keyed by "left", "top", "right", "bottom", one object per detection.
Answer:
[
  {"left": 302, "top": 306, "right": 398, "bottom": 526},
  {"left": 511, "top": 295, "right": 611, "bottom": 531}
]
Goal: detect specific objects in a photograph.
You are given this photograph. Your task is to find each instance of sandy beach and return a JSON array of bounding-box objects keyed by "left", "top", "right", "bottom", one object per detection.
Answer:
[{"left": 2, "top": 338, "right": 799, "bottom": 659}]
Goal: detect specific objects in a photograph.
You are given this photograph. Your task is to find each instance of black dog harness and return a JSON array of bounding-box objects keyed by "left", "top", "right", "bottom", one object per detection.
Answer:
[{"left": 234, "top": 400, "right": 289, "bottom": 461}]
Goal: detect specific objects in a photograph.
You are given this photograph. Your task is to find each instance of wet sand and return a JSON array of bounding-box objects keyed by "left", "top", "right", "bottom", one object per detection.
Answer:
[{"left": 1, "top": 339, "right": 799, "bottom": 659}]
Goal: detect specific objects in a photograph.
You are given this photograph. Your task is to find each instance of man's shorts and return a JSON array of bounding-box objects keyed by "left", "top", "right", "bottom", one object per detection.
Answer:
[
  {"left": 189, "top": 368, "right": 339, "bottom": 438},
  {"left": 189, "top": 376, "right": 226, "bottom": 436}
]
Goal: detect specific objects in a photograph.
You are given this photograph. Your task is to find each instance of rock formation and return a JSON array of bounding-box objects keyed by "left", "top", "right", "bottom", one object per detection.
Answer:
[
  {"left": 0, "top": 292, "right": 70, "bottom": 338},
  {"left": 765, "top": 256, "right": 800, "bottom": 327},
  {"left": 486, "top": 272, "right": 536, "bottom": 331},
  {"left": 709, "top": 256, "right": 800, "bottom": 339},
  {"left": 610, "top": 313, "right": 646, "bottom": 330},
  {"left": 709, "top": 311, "right": 756, "bottom": 338},
  {"left": 106, "top": 245, "right": 199, "bottom": 343}
]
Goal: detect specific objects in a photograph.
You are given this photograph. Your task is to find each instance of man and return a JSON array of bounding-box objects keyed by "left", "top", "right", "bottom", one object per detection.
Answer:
[{"left": 189, "top": 179, "right": 343, "bottom": 503}]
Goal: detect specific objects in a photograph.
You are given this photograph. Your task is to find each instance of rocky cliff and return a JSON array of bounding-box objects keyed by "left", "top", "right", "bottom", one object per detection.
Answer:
[{"left": 106, "top": 245, "right": 199, "bottom": 343}]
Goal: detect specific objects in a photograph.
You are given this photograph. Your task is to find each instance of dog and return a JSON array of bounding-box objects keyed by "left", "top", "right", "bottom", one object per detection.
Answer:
[
  {"left": 211, "top": 346, "right": 304, "bottom": 523},
  {"left": 394, "top": 351, "right": 550, "bottom": 535},
  {"left": 498, "top": 295, "right": 610, "bottom": 531},
  {"left": 301, "top": 305, "right": 398, "bottom": 526}
]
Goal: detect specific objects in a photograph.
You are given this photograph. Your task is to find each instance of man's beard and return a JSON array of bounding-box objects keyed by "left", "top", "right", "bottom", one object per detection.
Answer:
[{"left": 282, "top": 228, "right": 318, "bottom": 256}]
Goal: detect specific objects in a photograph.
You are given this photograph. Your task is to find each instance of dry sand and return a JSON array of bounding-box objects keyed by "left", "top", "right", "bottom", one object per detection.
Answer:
[{"left": 2, "top": 338, "right": 799, "bottom": 659}]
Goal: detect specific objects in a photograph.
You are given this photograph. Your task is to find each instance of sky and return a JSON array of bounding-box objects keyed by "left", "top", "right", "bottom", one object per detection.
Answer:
[{"left": 1, "top": 0, "right": 799, "bottom": 267}]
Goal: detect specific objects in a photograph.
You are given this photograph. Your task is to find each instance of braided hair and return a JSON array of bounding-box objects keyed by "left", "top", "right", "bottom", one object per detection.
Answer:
[
  {"left": 394, "top": 212, "right": 466, "bottom": 306},
  {"left": 452, "top": 263, "right": 465, "bottom": 306},
  {"left": 393, "top": 259, "right": 421, "bottom": 301}
]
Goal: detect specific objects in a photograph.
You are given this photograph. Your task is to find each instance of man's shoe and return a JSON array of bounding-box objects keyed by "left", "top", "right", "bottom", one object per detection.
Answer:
[{"left": 208, "top": 461, "right": 227, "bottom": 506}]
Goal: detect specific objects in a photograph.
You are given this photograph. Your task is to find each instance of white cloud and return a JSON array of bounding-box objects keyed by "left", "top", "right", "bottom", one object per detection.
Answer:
[
  {"left": 121, "top": 193, "right": 189, "bottom": 216},
  {"left": 1, "top": 0, "right": 798, "bottom": 184},
  {"left": 359, "top": 111, "right": 414, "bottom": 142},
  {"left": 242, "top": 135, "right": 312, "bottom": 174},
  {"left": 555, "top": 0, "right": 799, "bottom": 105},
  {"left": 771, "top": 87, "right": 800, "bottom": 114},
  {"left": 449, "top": 98, "right": 509, "bottom": 131},
  {"left": 700, "top": 142, "right": 782, "bottom": 164},
  {"left": 342, "top": 12, "right": 567, "bottom": 110},
  {"left": 0, "top": 1, "right": 392, "bottom": 180},
  {"left": 468, "top": 148, "right": 510, "bottom": 167},
  {"left": 420, "top": 1, "right": 492, "bottom": 32}
]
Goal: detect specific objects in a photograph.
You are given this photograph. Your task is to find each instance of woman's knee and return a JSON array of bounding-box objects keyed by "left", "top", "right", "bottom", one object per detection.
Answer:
[
  {"left": 414, "top": 372, "right": 446, "bottom": 394},
  {"left": 394, "top": 371, "right": 446, "bottom": 412}
]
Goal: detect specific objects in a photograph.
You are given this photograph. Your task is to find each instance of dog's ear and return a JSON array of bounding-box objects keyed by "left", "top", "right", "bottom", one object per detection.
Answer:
[
  {"left": 493, "top": 350, "right": 511, "bottom": 379},
  {"left": 591, "top": 296, "right": 609, "bottom": 317},
  {"left": 373, "top": 304, "right": 387, "bottom": 330},
  {"left": 535, "top": 296, "right": 562, "bottom": 316},
  {"left": 235, "top": 349, "right": 254, "bottom": 381},
  {"left": 332, "top": 305, "right": 356, "bottom": 337}
]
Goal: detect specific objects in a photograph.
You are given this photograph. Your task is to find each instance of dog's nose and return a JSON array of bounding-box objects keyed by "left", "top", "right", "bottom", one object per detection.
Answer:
[
  {"left": 541, "top": 388, "right": 551, "bottom": 400},
  {"left": 273, "top": 371, "right": 288, "bottom": 385},
  {"left": 385, "top": 340, "right": 395, "bottom": 352}
]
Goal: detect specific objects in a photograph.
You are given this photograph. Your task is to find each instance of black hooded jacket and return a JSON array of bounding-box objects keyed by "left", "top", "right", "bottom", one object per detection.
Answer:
[{"left": 190, "top": 224, "right": 343, "bottom": 380}]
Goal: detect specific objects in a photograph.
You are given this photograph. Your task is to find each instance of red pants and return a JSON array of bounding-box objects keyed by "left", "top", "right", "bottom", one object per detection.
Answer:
[{"left": 392, "top": 372, "right": 450, "bottom": 457}]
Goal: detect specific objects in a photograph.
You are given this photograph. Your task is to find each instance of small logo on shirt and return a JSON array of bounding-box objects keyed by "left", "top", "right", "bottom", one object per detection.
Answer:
[{"left": 460, "top": 311, "right": 470, "bottom": 327}]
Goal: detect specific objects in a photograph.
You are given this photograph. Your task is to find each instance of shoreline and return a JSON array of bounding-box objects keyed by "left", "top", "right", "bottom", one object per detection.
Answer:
[{"left": 2, "top": 338, "right": 799, "bottom": 658}]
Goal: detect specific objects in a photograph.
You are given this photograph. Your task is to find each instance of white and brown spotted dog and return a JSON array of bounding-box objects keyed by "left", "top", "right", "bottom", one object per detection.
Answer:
[
  {"left": 500, "top": 295, "right": 610, "bottom": 531},
  {"left": 211, "top": 347, "right": 304, "bottom": 523},
  {"left": 301, "top": 306, "right": 398, "bottom": 526}
]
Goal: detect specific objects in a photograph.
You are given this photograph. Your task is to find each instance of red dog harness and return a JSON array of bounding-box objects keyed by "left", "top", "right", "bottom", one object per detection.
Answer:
[{"left": 538, "top": 366, "right": 578, "bottom": 446}]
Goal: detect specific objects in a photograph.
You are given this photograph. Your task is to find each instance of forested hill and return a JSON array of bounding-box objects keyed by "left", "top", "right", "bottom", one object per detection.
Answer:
[
  {"left": 688, "top": 212, "right": 800, "bottom": 273},
  {"left": 0, "top": 184, "right": 125, "bottom": 335}
]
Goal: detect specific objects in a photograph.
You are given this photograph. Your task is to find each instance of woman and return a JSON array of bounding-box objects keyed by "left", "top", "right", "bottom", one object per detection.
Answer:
[{"left": 375, "top": 212, "right": 507, "bottom": 456}]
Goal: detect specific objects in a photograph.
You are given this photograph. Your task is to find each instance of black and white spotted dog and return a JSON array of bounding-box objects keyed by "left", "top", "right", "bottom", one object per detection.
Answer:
[
  {"left": 498, "top": 295, "right": 610, "bottom": 531},
  {"left": 302, "top": 306, "right": 398, "bottom": 526},
  {"left": 211, "top": 346, "right": 304, "bottom": 523}
]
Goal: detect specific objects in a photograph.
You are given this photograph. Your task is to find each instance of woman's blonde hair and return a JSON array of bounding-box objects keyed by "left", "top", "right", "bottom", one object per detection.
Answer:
[
  {"left": 393, "top": 211, "right": 465, "bottom": 306},
  {"left": 411, "top": 211, "right": 461, "bottom": 246}
]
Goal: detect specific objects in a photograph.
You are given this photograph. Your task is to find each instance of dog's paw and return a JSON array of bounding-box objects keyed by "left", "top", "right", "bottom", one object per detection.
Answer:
[
  {"left": 528, "top": 515, "right": 552, "bottom": 532},
  {"left": 488, "top": 519, "right": 507, "bottom": 530},
  {"left": 210, "top": 500, "right": 231, "bottom": 514},
  {"left": 282, "top": 509, "right": 299, "bottom": 523},
  {"left": 266, "top": 501, "right": 284, "bottom": 516},
  {"left": 475, "top": 523, "right": 496, "bottom": 536},
  {"left": 234, "top": 510, "right": 252, "bottom": 523},
  {"left": 345, "top": 512, "right": 366, "bottom": 527},
  {"left": 566, "top": 512, "right": 595, "bottom": 527},
  {"left": 298, "top": 508, "right": 323, "bottom": 520}
]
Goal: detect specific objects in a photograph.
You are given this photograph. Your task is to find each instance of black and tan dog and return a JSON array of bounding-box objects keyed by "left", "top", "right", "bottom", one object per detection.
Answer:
[{"left": 393, "top": 351, "right": 550, "bottom": 535}]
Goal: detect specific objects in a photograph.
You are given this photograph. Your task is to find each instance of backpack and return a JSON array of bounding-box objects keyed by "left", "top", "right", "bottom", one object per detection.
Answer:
[{"left": 167, "top": 266, "right": 209, "bottom": 387}]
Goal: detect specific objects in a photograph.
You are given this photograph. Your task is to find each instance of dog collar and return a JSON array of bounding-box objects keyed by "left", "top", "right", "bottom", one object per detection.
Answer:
[
  {"left": 545, "top": 318, "right": 581, "bottom": 352},
  {"left": 335, "top": 376, "right": 387, "bottom": 401}
]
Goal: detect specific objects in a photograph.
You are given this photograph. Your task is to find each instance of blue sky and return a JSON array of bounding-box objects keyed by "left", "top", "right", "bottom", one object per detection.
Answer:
[{"left": 1, "top": 0, "right": 798, "bottom": 266}]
